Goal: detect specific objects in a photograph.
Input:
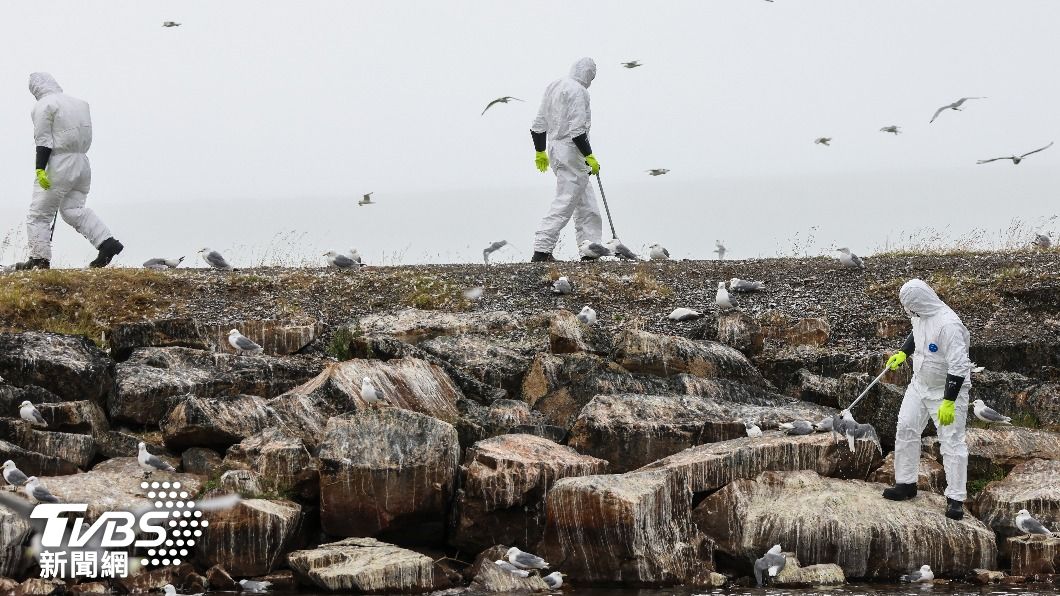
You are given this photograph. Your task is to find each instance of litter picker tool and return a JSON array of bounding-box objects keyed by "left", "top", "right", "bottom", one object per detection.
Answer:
[
  {"left": 847, "top": 367, "right": 889, "bottom": 413},
  {"left": 594, "top": 173, "right": 618, "bottom": 240}
]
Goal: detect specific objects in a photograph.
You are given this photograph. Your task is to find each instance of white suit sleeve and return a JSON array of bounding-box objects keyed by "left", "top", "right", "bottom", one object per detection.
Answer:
[
  {"left": 939, "top": 323, "right": 972, "bottom": 378},
  {"left": 566, "top": 88, "right": 590, "bottom": 138},
  {"left": 531, "top": 95, "right": 548, "bottom": 135},
  {"left": 32, "top": 99, "right": 57, "bottom": 148}
]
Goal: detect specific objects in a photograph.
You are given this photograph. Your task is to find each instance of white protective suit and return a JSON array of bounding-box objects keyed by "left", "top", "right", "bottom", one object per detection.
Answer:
[
  {"left": 27, "top": 72, "right": 112, "bottom": 260},
  {"left": 531, "top": 58, "right": 603, "bottom": 253},
  {"left": 894, "top": 279, "right": 972, "bottom": 501}
]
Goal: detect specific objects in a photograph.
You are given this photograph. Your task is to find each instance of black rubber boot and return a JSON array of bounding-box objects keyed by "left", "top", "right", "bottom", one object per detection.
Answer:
[
  {"left": 882, "top": 483, "right": 918, "bottom": 501},
  {"left": 530, "top": 251, "right": 556, "bottom": 263},
  {"left": 14, "top": 258, "right": 50, "bottom": 271},
  {"left": 945, "top": 498, "right": 965, "bottom": 520},
  {"left": 89, "top": 237, "right": 124, "bottom": 268},
  {"left": 580, "top": 256, "right": 596, "bottom": 261}
]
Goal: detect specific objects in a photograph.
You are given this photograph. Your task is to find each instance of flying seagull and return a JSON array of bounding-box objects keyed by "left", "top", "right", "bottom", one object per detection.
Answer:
[
  {"left": 228, "top": 329, "right": 263, "bottom": 355},
  {"left": 972, "top": 399, "right": 1011, "bottom": 425},
  {"left": 324, "top": 250, "right": 360, "bottom": 270},
  {"left": 930, "top": 97, "right": 985, "bottom": 123},
  {"left": 976, "top": 141, "right": 1053, "bottom": 165},
  {"left": 621, "top": 60, "right": 643, "bottom": 69},
  {"left": 505, "top": 546, "right": 549, "bottom": 570},
  {"left": 1033, "top": 234, "right": 1052, "bottom": 249},
  {"left": 2, "top": 460, "right": 29, "bottom": 488},
  {"left": 493, "top": 561, "right": 530, "bottom": 577},
  {"left": 646, "top": 168, "right": 669, "bottom": 176},
  {"left": 814, "top": 137, "right": 832, "bottom": 146},
  {"left": 1015, "top": 509, "right": 1053, "bottom": 536},
  {"left": 19, "top": 401, "right": 47, "bottom": 427},
  {"left": 198, "top": 247, "right": 233, "bottom": 271},
  {"left": 483, "top": 240, "right": 509, "bottom": 265},
  {"left": 137, "top": 442, "right": 176, "bottom": 479},
  {"left": 24, "top": 477, "right": 59, "bottom": 504},
  {"left": 143, "top": 256, "right": 184, "bottom": 270},
  {"left": 579, "top": 240, "right": 611, "bottom": 260},
  {"left": 880, "top": 125, "right": 901, "bottom": 135},
  {"left": 836, "top": 247, "right": 864, "bottom": 269},
  {"left": 649, "top": 243, "right": 670, "bottom": 260},
  {"left": 481, "top": 96, "right": 524, "bottom": 115},
  {"left": 900, "top": 564, "right": 934, "bottom": 583},
  {"left": 606, "top": 238, "right": 639, "bottom": 260},
  {"left": 358, "top": 192, "right": 374, "bottom": 206},
  {"left": 577, "top": 305, "right": 597, "bottom": 325},
  {"left": 162, "top": 21, "right": 181, "bottom": 27},
  {"left": 714, "top": 240, "right": 727, "bottom": 260},
  {"left": 753, "top": 545, "right": 786, "bottom": 587}
]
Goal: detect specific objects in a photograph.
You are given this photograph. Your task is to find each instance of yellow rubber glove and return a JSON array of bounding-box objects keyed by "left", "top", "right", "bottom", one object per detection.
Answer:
[
  {"left": 535, "top": 151, "right": 549, "bottom": 173},
  {"left": 35, "top": 169, "right": 51, "bottom": 190},
  {"left": 886, "top": 351, "right": 907, "bottom": 371},
  {"left": 938, "top": 400, "right": 955, "bottom": 426},
  {"left": 585, "top": 154, "right": 600, "bottom": 175}
]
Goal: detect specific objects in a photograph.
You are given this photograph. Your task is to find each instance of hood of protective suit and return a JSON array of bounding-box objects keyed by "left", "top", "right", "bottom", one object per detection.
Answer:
[
  {"left": 29, "top": 72, "right": 62, "bottom": 100},
  {"left": 569, "top": 58, "right": 597, "bottom": 88},
  {"left": 899, "top": 278, "right": 947, "bottom": 317}
]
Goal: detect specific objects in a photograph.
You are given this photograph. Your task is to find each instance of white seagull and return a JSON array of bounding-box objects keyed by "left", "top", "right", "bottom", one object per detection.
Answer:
[
  {"left": 716, "top": 282, "right": 734, "bottom": 309},
  {"left": 360, "top": 376, "right": 381, "bottom": 405},
  {"left": 24, "top": 477, "right": 59, "bottom": 504},
  {"left": 930, "top": 97, "right": 985, "bottom": 123},
  {"left": 143, "top": 256, "right": 184, "bottom": 270},
  {"left": 900, "top": 564, "right": 934, "bottom": 583},
  {"left": 348, "top": 248, "right": 363, "bottom": 264},
  {"left": 744, "top": 420, "right": 762, "bottom": 438},
  {"left": 2, "top": 460, "right": 30, "bottom": 488},
  {"left": 779, "top": 420, "right": 815, "bottom": 435},
  {"left": 198, "top": 247, "right": 233, "bottom": 271},
  {"left": 977, "top": 141, "right": 1053, "bottom": 165},
  {"left": 238, "top": 580, "right": 272, "bottom": 593},
  {"left": 576, "top": 305, "right": 597, "bottom": 325},
  {"left": 714, "top": 240, "right": 727, "bottom": 260},
  {"left": 494, "top": 560, "right": 530, "bottom": 577},
  {"left": 578, "top": 240, "right": 611, "bottom": 260},
  {"left": 753, "top": 544, "right": 786, "bottom": 586},
  {"left": 481, "top": 96, "right": 524, "bottom": 116},
  {"left": 1015, "top": 509, "right": 1053, "bottom": 536},
  {"left": 483, "top": 240, "right": 509, "bottom": 265},
  {"left": 668, "top": 307, "right": 702, "bottom": 322},
  {"left": 137, "top": 442, "right": 176, "bottom": 479},
  {"left": 606, "top": 238, "right": 639, "bottom": 261},
  {"left": 19, "top": 401, "right": 47, "bottom": 427},
  {"left": 505, "top": 546, "right": 549, "bottom": 570},
  {"left": 729, "top": 278, "right": 766, "bottom": 292},
  {"left": 228, "top": 329, "right": 263, "bottom": 355},
  {"left": 551, "top": 276, "right": 573, "bottom": 294},
  {"left": 648, "top": 244, "right": 670, "bottom": 260},
  {"left": 971, "top": 399, "right": 1011, "bottom": 425},
  {"left": 358, "top": 192, "right": 374, "bottom": 206},
  {"left": 542, "top": 572, "right": 564, "bottom": 589},
  {"left": 324, "top": 250, "right": 359, "bottom": 270},
  {"left": 836, "top": 247, "right": 865, "bottom": 269}
]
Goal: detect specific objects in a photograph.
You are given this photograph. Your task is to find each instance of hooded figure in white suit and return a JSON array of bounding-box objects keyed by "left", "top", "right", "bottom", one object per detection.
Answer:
[
  {"left": 882, "top": 279, "right": 972, "bottom": 520},
  {"left": 16, "top": 73, "right": 123, "bottom": 270},
  {"left": 529, "top": 58, "right": 603, "bottom": 262}
]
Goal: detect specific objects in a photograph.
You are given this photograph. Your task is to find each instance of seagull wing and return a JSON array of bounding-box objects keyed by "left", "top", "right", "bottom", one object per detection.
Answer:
[
  {"left": 481, "top": 99, "right": 504, "bottom": 115},
  {"left": 1021, "top": 516, "right": 1052, "bottom": 534},
  {"left": 929, "top": 105, "right": 948, "bottom": 123},
  {"left": 979, "top": 406, "right": 1011, "bottom": 423},
  {"left": 976, "top": 157, "right": 1010, "bottom": 165},
  {"left": 206, "top": 251, "right": 231, "bottom": 269},
  {"left": 851, "top": 253, "right": 865, "bottom": 268},
  {"left": 144, "top": 452, "right": 175, "bottom": 471},
  {"left": 1019, "top": 141, "right": 1054, "bottom": 159},
  {"left": 234, "top": 335, "right": 262, "bottom": 351},
  {"left": 30, "top": 409, "right": 47, "bottom": 425},
  {"left": 953, "top": 96, "right": 985, "bottom": 107},
  {"left": 333, "top": 254, "right": 357, "bottom": 268},
  {"left": 5, "top": 467, "right": 29, "bottom": 486},
  {"left": 32, "top": 484, "right": 58, "bottom": 503},
  {"left": 661, "top": 247, "right": 670, "bottom": 258},
  {"left": 506, "top": 97, "right": 524, "bottom": 102}
]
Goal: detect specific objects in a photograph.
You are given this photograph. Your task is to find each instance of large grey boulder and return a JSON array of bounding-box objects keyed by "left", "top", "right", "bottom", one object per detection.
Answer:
[
  {"left": 223, "top": 429, "right": 318, "bottom": 500},
  {"left": 109, "top": 318, "right": 322, "bottom": 360},
  {"left": 975, "top": 458, "right": 1060, "bottom": 559},
  {"left": 923, "top": 427, "right": 1060, "bottom": 482},
  {"left": 0, "top": 332, "right": 114, "bottom": 404},
  {"left": 0, "top": 502, "right": 33, "bottom": 577},
  {"left": 611, "top": 329, "right": 768, "bottom": 386},
  {"left": 161, "top": 394, "right": 278, "bottom": 451},
  {"left": 287, "top": 537, "right": 446, "bottom": 593},
  {"left": 355, "top": 308, "right": 520, "bottom": 341},
  {"left": 196, "top": 498, "right": 304, "bottom": 576}
]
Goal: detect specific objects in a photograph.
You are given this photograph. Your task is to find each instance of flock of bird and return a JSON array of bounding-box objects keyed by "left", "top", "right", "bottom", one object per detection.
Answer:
[{"left": 493, "top": 547, "right": 564, "bottom": 589}]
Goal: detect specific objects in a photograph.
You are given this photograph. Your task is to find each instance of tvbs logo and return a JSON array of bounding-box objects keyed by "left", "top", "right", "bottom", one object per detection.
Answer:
[{"left": 30, "top": 481, "right": 207, "bottom": 579}]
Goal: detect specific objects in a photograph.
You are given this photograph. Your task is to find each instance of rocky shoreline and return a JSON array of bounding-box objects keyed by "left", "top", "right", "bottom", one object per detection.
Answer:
[{"left": 0, "top": 254, "right": 1059, "bottom": 594}]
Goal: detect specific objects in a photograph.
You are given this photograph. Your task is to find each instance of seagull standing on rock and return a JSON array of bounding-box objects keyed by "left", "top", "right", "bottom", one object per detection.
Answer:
[
  {"left": 668, "top": 307, "right": 702, "bottom": 321},
  {"left": 493, "top": 561, "right": 530, "bottom": 577},
  {"left": 137, "top": 442, "right": 176, "bottom": 479},
  {"left": 972, "top": 399, "right": 1011, "bottom": 425},
  {"left": 836, "top": 247, "right": 864, "bottom": 269},
  {"left": 576, "top": 305, "right": 597, "bottom": 325},
  {"left": 505, "top": 546, "right": 549, "bottom": 570},
  {"left": 900, "top": 564, "right": 934, "bottom": 583},
  {"left": 542, "top": 572, "right": 564, "bottom": 589},
  {"left": 729, "top": 278, "right": 766, "bottom": 292},
  {"left": 606, "top": 238, "right": 639, "bottom": 261},
  {"left": 1015, "top": 509, "right": 1053, "bottom": 536},
  {"left": 930, "top": 97, "right": 985, "bottom": 123},
  {"left": 744, "top": 420, "right": 762, "bottom": 438},
  {"left": 2, "top": 460, "right": 29, "bottom": 488},
  {"left": 199, "top": 248, "right": 233, "bottom": 271},
  {"left": 24, "top": 477, "right": 59, "bottom": 503},
  {"left": 648, "top": 244, "right": 670, "bottom": 260},
  {"left": 228, "top": 329, "right": 263, "bottom": 355},
  {"left": 360, "top": 377, "right": 381, "bottom": 405},
  {"left": 578, "top": 240, "right": 611, "bottom": 260},
  {"left": 19, "top": 401, "right": 47, "bottom": 427},
  {"left": 716, "top": 282, "right": 734, "bottom": 309}
]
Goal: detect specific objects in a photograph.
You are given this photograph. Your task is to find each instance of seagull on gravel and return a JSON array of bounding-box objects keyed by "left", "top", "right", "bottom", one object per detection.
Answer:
[
  {"left": 649, "top": 244, "right": 670, "bottom": 260},
  {"left": 483, "top": 240, "right": 509, "bottom": 265},
  {"left": 198, "top": 247, "right": 233, "bottom": 271},
  {"left": 360, "top": 377, "right": 381, "bottom": 405},
  {"left": 729, "top": 278, "right": 766, "bottom": 292},
  {"left": 19, "top": 401, "right": 47, "bottom": 427},
  {"left": 551, "top": 276, "right": 573, "bottom": 294},
  {"left": 542, "top": 572, "right": 564, "bottom": 589},
  {"left": 646, "top": 168, "right": 669, "bottom": 176},
  {"left": 137, "top": 442, "right": 176, "bottom": 479},
  {"left": 238, "top": 580, "right": 272, "bottom": 593},
  {"left": 24, "top": 477, "right": 58, "bottom": 504},
  {"left": 577, "top": 305, "right": 597, "bottom": 325},
  {"left": 976, "top": 141, "right": 1053, "bottom": 165},
  {"left": 714, "top": 240, "right": 727, "bottom": 260},
  {"left": 900, "top": 564, "right": 934, "bottom": 583},
  {"left": 814, "top": 137, "right": 832, "bottom": 146},
  {"left": 668, "top": 307, "right": 702, "bottom": 321},
  {"left": 621, "top": 60, "right": 643, "bottom": 69},
  {"left": 606, "top": 238, "right": 639, "bottom": 261},
  {"left": 228, "top": 329, "right": 263, "bottom": 355},
  {"left": 880, "top": 125, "right": 901, "bottom": 135},
  {"left": 358, "top": 192, "right": 374, "bottom": 206},
  {"left": 744, "top": 420, "right": 762, "bottom": 438},
  {"left": 1015, "top": 509, "right": 1053, "bottom": 536},
  {"left": 347, "top": 248, "right": 363, "bottom": 265},
  {"left": 143, "top": 256, "right": 184, "bottom": 270},
  {"left": 930, "top": 97, "right": 985, "bottom": 123},
  {"left": 324, "top": 250, "right": 360, "bottom": 270},
  {"left": 779, "top": 420, "right": 815, "bottom": 435},
  {"left": 505, "top": 546, "right": 549, "bottom": 570},
  {"left": 494, "top": 560, "right": 530, "bottom": 577},
  {"left": 753, "top": 545, "right": 786, "bottom": 587},
  {"left": 716, "top": 282, "right": 734, "bottom": 309},
  {"left": 579, "top": 240, "right": 611, "bottom": 260},
  {"left": 836, "top": 247, "right": 865, "bottom": 269},
  {"left": 481, "top": 96, "right": 524, "bottom": 115},
  {"left": 2, "top": 460, "right": 29, "bottom": 488},
  {"left": 1032, "top": 234, "right": 1052, "bottom": 249},
  {"left": 972, "top": 399, "right": 1011, "bottom": 425}
]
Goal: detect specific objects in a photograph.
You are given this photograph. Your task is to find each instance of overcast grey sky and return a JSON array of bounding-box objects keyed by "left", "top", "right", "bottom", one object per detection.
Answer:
[{"left": 1, "top": 1, "right": 1058, "bottom": 266}]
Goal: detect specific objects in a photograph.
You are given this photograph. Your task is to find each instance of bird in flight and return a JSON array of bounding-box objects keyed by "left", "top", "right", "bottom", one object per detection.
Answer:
[
  {"left": 929, "top": 97, "right": 985, "bottom": 123},
  {"left": 358, "top": 192, "right": 374, "bottom": 206},
  {"left": 621, "top": 60, "right": 643, "bottom": 69},
  {"left": 162, "top": 21, "right": 181, "bottom": 27},
  {"left": 976, "top": 141, "right": 1053, "bottom": 165},
  {"left": 814, "top": 137, "right": 832, "bottom": 146},
  {"left": 646, "top": 169, "right": 669, "bottom": 176},
  {"left": 879, "top": 125, "right": 901, "bottom": 135},
  {"left": 481, "top": 96, "right": 523, "bottom": 115}
]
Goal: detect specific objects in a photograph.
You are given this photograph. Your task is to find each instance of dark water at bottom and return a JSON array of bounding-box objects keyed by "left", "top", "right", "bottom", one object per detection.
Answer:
[{"left": 565, "top": 586, "right": 1053, "bottom": 596}]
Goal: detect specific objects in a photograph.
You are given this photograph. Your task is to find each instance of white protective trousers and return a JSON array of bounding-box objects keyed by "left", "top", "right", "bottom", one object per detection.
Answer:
[
  {"left": 894, "top": 377, "right": 969, "bottom": 501},
  {"left": 532, "top": 141, "right": 603, "bottom": 253}
]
